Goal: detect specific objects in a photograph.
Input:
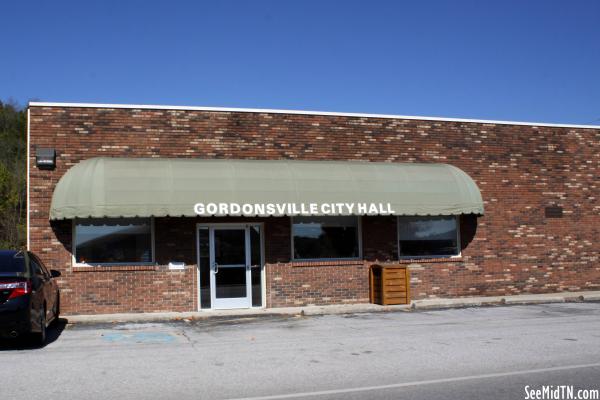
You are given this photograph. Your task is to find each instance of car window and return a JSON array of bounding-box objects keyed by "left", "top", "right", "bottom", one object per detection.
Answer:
[
  {"left": 37, "top": 256, "right": 51, "bottom": 277},
  {"left": 29, "top": 255, "right": 46, "bottom": 279},
  {"left": 0, "top": 252, "right": 26, "bottom": 272}
]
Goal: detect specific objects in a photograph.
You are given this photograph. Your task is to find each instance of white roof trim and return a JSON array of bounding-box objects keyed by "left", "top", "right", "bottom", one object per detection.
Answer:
[{"left": 28, "top": 101, "right": 600, "bottom": 129}]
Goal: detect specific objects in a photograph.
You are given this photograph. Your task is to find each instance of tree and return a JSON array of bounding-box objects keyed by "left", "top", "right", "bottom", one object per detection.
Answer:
[{"left": 0, "top": 100, "right": 27, "bottom": 249}]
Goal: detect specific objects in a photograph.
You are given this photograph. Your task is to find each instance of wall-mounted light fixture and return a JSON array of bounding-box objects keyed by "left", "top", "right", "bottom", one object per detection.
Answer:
[
  {"left": 36, "top": 147, "right": 56, "bottom": 170},
  {"left": 544, "top": 205, "right": 563, "bottom": 218}
]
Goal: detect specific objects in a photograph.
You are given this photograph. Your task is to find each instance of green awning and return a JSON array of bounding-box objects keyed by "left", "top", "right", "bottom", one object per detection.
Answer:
[{"left": 49, "top": 157, "right": 484, "bottom": 220}]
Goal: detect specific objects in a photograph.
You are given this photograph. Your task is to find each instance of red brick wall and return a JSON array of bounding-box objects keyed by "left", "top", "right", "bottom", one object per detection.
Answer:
[
  {"left": 49, "top": 217, "right": 198, "bottom": 314},
  {"left": 265, "top": 215, "right": 479, "bottom": 308},
  {"left": 28, "top": 106, "right": 600, "bottom": 314}
]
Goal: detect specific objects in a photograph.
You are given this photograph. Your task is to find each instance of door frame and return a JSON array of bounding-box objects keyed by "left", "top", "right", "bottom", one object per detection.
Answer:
[
  {"left": 210, "top": 225, "right": 250, "bottom": 310},
  {"left": 196, "top": 222, "right": 265, "bottom": 311}
]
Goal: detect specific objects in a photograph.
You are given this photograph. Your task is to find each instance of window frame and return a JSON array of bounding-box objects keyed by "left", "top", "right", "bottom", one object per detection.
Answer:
[
  {"left": 397, "top": 215, "right": 461, "bottom": 260},
  {"left": 290, "top": 216, "right": 363, "bottom": 262},
  {"left": 72, "top": 217, "right": 156, "bottom": 267}
]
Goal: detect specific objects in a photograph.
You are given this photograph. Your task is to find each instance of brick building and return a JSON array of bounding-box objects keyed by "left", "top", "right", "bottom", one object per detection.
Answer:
[{"left": 27, "top": 102, "right": 600, "bottom": 315}]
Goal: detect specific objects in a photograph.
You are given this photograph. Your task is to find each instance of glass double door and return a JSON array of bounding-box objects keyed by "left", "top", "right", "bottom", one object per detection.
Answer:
[{"left": 198, "top": 225, "right": 262, "bottom": 310}]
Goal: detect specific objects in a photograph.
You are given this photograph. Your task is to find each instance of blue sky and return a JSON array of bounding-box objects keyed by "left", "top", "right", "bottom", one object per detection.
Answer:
[{"left": 2, "top": 0, "right": 599, "bottom": 124}]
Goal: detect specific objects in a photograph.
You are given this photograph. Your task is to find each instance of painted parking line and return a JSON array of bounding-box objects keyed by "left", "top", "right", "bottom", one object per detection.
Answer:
[
  {"left": 227, "top": 363, "right": 600, "bottom": 400},
  {"left": 101, "top": 331, "right": 176, "bottom": 343}
]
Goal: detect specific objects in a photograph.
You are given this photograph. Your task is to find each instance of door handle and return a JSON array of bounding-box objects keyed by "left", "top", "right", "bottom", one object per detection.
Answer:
[{"left": 213, "top": 262, "right": 219, "bottom": 274}]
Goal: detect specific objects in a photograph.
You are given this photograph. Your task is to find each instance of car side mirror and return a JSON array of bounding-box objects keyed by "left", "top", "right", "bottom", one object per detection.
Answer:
[{"left": 50, "top": 269, "right": 61, "bottom": 278}]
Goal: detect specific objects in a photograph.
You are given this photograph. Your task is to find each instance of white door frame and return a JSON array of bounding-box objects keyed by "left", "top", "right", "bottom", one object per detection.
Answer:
[
  {"left": 196, "top": 223, "right": 265, "bottom": 310},
  {"left": 210, "top": 225, "right": 250, "bottom": 309}
]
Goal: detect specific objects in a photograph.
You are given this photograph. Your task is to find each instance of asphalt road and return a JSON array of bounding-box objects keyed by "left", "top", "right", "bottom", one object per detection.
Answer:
[{"left": 1, "top": 303, "right": 599, "bottom": 400}]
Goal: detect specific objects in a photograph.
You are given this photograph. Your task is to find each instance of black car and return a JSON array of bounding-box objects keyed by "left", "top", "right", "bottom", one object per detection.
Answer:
[{"left": 0, "top": 250, "right": 60, "bottom": 344}]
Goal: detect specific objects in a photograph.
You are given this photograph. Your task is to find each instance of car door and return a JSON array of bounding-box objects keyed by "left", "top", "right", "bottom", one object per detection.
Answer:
[
  {"left": 28, "top": 254, "right": 51, "bottom": 323},
  {"left": 36, "top": 255, "right": 57, "bottom": 320}
]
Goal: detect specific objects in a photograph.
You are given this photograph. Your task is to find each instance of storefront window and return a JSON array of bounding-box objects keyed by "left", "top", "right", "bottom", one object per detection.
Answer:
[
  {"left": 198, "top": 227, "right": 211, "bottom": 309},
  {"left": 398, "top": 216, "right": 459, "bottom": 257},
  {"left": 74, "top": 218, "right": 153, "bottom": 264},
  {"left": 292, "top": 216, "right": 360, "bottom": 260},
  {"left": 250, "top": 225, "right": 262, "bottom": 307}
]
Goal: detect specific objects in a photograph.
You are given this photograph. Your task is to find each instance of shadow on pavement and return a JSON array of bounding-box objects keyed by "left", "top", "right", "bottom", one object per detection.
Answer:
[{"left": 0, "top": 318, "right": 68, "bottom": 351}]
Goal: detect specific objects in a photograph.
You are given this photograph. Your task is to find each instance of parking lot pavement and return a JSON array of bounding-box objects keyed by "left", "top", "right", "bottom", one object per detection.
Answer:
[{"left": 1, "top": 303, "right": 599, "bottom": 400}]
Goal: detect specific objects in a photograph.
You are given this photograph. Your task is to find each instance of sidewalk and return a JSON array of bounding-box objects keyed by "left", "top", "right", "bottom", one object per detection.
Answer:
[{"left": 65, "top": 290, "right": 600, "bottom": 324}]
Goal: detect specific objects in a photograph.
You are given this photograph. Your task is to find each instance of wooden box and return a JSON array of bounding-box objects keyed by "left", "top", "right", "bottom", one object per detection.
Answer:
[{"left": 369, "top": 264, "right": 410, "bottom": 305}]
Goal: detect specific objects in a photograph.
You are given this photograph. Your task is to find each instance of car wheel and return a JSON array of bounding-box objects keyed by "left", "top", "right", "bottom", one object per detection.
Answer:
[{"left": 33, "top": 307, "right": 47, "bottom": 346}]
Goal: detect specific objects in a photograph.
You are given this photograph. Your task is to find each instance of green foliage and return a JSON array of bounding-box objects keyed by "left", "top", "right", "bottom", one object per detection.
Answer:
[{"left": 0, "top": 100, "right": 27, "bottom": 249}]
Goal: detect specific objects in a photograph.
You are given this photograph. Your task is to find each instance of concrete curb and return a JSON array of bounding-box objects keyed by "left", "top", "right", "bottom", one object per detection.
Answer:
[
  {"left": 411, "top": 290, "right": 600, "bottom": 310},
  {"left": 65, "top": 290, "right": 600, "bottom": 324}
]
